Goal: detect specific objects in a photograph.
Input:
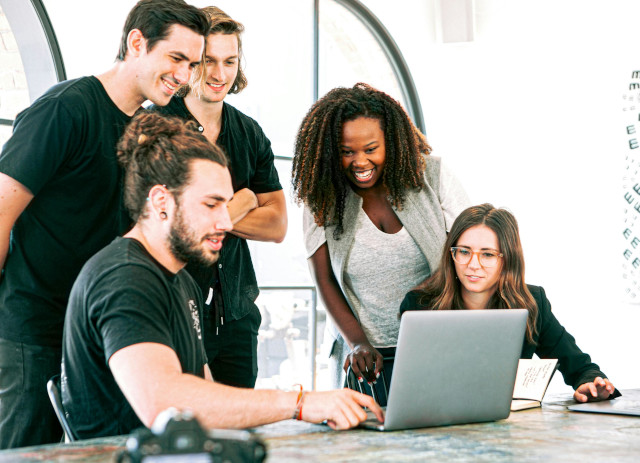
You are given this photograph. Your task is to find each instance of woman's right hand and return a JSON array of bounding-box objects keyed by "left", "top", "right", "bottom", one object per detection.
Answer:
[
  {"left": 574, "top": 377, "right": 616, "bottom": 402},
  {"left": 344, "top": 342, "right": 384, "bottom": 384}
]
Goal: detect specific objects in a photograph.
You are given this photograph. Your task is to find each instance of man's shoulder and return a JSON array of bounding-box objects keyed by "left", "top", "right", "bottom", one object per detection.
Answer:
[
  {"left": 17, "top": 76, "right": 109, "bottom": 120},
  {"left": 223, "top": 102, "right": 264, "bottom": 133},
  {"left": 37, "top": 76, "right": 105, "bottom": 105},
  {"left": 78, "top": 238, "right": 160, "bottom": 287}
]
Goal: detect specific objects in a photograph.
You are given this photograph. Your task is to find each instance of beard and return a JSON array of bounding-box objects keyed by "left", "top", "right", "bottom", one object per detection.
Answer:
[{"left": 168, "top": 206, "right": 222, "bottom": 267}]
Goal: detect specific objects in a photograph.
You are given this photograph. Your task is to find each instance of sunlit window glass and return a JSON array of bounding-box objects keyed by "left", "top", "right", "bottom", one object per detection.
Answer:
[
  {"left": 319, "top": 0, "right": 404, "bottom": 105},
  {"left": 0, "top": 4, "right": 29, "bottom": 146}
]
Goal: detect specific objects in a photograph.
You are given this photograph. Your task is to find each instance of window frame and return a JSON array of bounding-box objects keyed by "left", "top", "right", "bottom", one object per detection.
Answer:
[{"left": 0, "top": 0, "right": 65, "bottom": 129}]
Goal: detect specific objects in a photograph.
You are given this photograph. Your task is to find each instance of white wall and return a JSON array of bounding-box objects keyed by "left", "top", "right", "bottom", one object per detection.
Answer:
[{"left": 361, "top": 0, "right": 640, "bottom": 391}]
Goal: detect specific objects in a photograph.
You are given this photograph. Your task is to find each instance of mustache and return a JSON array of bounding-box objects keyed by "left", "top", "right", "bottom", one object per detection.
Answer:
[{"left": 204, "top": 232, "right": 226, "bottom": 241}]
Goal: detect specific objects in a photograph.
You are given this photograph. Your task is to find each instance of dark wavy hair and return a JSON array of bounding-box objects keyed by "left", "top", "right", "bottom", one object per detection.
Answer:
[
  {"left": 117, "top": 112, "right": 228, "bottom": 222},
  {"left": 416, "top": 203, "right": 539, "bottom": 344},
  {"left": 179, "top": 6, "right": 248, "bottom": 97},
  {"left": 116, "top": 0, "right": 209, "bottom": 61},
  {"left": 292, "top": 83, "right": 430, "bottom": 239}
]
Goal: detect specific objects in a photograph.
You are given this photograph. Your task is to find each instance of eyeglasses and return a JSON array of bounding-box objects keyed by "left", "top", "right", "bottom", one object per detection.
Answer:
[{"left": 450, "top": 247, "right": 503, "bottom": 268}]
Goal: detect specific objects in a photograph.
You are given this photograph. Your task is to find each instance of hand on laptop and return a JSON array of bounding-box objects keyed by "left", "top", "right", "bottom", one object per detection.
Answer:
[
  {"left": 574, "top": 377, "right": 616, "bottom": 402},
  {"left": 344, "top": 342, "right": 384, "bottom": 384},
  {"left": 302, "top": 389, "right": 385, "bottom": 429}
]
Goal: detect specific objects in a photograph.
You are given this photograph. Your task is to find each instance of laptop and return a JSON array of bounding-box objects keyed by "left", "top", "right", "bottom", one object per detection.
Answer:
[
  {"left": 567, "top": 389, "right": 640, "bottom": 417},
  {"left": 361, "top": 309, "right": 528, "bottom": 431}
]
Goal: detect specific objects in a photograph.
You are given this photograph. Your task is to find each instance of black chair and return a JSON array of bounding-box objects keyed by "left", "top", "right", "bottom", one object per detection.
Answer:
[
  {"left": 46, "top": 374, "right": 77, "bottom": 442},
  {"left": 345, "top": 354, "right": 395, "bottom": 407}
]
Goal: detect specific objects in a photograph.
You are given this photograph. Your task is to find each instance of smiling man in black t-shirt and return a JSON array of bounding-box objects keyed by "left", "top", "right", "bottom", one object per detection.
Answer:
[{"left": 0, "top": 0, "right": 209, "bottom": 449}]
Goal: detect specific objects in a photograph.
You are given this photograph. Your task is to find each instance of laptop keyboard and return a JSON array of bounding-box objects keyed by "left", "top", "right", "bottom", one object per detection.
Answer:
[{"left": 363, "top": 407, "right": 387, "bottom": 427}]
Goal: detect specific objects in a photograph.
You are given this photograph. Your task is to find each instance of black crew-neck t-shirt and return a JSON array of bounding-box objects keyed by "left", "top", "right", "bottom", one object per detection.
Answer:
[
  {"left": 0, "top": 76, "right": 132, "bottom": 346},
  {"left": 61, "top": 237, "right": 207, "bottom": 439}
]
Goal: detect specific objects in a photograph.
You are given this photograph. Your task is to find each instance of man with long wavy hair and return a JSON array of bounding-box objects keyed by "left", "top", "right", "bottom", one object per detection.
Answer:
[{"left": 151, "top": 6, "right": 287, "bottom": 389}]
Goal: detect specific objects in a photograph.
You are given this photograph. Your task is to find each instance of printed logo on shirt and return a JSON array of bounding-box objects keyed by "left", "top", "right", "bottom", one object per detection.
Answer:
[{"left": 188, "top": 299, "right": 202, "bottom": 340}]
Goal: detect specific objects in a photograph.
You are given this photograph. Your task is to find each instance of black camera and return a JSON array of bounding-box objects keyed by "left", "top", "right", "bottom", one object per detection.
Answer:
[{"left": 117, "top": 409, "right": 267, "bottom": 463}]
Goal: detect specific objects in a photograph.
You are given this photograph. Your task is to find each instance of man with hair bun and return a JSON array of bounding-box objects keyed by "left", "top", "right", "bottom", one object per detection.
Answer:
[
  {"left": 152, "top": 6, "right": 287, "bottom": 390},
  {"left": 61, "top": 112, "right": 383, "bottom": 438},
  {"left": 0, "top": 0, "right": 208, "bottom": 448}
]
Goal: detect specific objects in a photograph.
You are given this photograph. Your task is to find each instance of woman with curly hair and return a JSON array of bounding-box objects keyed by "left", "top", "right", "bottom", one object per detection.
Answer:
[
  {"left": 292, "top": 83, "right": 469, "bottom": 390},
  {"left": 400, "top": 204, "right": 620, "bottom": 403}
]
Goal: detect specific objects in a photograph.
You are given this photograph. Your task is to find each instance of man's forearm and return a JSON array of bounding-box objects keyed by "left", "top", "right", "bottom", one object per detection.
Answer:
[
  {"left": 230, "top": 205, "right": 287, "bottom": 242},
  {"left": 0, "top": 173, "right": 35, "bottom": 272},
  {"left": 0, "top": 234, "right": 9, "bottom": 277},
  {"left": 111, "top": 343, "right": 382, "bottom": 431},
  {"left": 112, "top": 343, "right": 296, "bottom": 429},
  {"left": 229, "top": 190, "right": 287, "bottom": 242},
  {"left": 137, "top": 372, "right": 296, "bottom": 429}
]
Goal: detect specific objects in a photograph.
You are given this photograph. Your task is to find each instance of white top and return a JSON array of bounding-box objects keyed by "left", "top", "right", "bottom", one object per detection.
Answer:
[{"left": 344, "top": 208, "right": 430, "bottom": 347}]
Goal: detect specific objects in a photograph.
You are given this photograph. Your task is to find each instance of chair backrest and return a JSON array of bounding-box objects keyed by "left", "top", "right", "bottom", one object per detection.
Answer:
[
  {"left": 345, "top": 355, "right": 394, "bottom": 407},
  {"left": 46, "top": 374, "right": 77, "bottom": 442}
]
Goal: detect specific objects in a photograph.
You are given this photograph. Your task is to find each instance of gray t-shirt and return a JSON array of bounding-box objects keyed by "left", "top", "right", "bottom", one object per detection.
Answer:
[{"left": 344, "top": 209, "right": 430, "bottom": 346}]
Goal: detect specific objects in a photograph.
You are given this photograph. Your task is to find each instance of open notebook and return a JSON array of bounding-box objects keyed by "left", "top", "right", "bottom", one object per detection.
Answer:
[{"left": 511, "top": 358, "right": 558, "bottom": 411}]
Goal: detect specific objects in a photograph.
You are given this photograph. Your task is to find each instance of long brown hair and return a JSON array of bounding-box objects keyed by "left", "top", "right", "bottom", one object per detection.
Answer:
[
  {"left": 180, "top": 6, "right": 248, "bottom": 98},
  {"left": 292, "top": 83, "right": 430, "bottom": 239},
  {"left": 418, "top": 203, "right": 538, "bottom": 344}
]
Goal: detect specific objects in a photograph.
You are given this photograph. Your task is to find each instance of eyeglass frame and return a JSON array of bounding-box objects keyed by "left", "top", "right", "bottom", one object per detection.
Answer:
[{"left": 450, "top": 247, "right": 504, "bottom": 268}]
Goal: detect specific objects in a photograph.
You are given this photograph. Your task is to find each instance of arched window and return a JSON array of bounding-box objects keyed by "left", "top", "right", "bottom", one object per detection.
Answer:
[{"left": 0, "top": 0, "right": 65, "bottom": 145}]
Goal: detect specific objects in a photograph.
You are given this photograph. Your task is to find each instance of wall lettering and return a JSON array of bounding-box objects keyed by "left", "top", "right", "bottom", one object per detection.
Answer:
[{"left": 622, "top": 70, "right": 640, "bottom": 301}]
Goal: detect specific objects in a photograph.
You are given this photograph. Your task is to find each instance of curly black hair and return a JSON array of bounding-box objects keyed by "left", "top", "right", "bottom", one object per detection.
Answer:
[{"left": 292, "top": 82, "right": 431, "bottom": 238}]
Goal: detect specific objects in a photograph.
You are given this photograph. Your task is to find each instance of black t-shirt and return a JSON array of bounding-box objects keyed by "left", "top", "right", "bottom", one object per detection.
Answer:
[
  {"left": 150, "top": 98, "right": 282, "bottom": 321},
  {"left": 0, "top": 76, "right": 132, "bottom": 346},
  {"left": 61, "top": 237, "right": 207, "bottom": 439}
]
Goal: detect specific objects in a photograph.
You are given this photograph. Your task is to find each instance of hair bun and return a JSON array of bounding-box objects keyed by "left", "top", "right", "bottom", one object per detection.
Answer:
[{"left": 117, "top": 112, "right": 187, "bottom": 168}]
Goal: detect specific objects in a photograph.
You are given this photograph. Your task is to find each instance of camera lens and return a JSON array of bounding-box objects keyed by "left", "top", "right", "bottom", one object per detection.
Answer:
[{"left": 172, "top": 433, "right": 195, "bottom": 450}]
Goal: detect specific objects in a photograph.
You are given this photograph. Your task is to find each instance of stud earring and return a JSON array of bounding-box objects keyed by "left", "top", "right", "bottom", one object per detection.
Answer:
[{"left": 160, "top": 211, "right": 168, "bottom": 220}]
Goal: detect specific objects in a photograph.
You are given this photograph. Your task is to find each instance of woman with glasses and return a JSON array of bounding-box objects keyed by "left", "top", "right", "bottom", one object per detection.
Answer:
[
  {"left": 292, "top": 83, "right": 469, "bottom": 389},
  {"left": 400, "top": 203, "right": 619, "bottom": 402}
]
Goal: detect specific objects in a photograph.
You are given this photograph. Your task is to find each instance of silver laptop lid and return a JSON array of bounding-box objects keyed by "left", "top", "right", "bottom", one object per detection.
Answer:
[
  {"left": 568, "top": 390, "right": 640, "bottom": 416},
  {"left": 382, "top": 309, "right": 528, "bottom": 431}
]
